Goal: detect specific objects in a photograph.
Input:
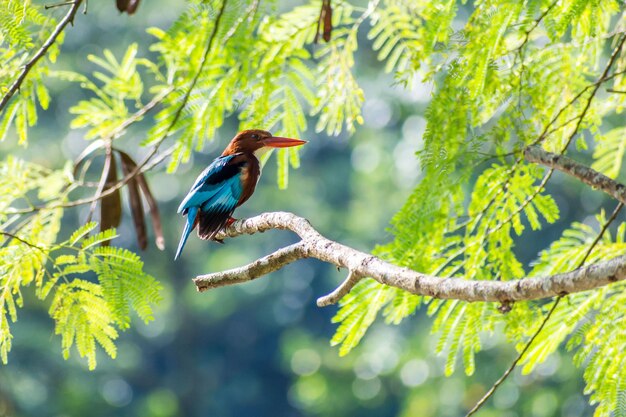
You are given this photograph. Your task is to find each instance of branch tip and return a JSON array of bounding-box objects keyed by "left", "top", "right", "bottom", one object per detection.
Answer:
[{"left": 316, "top": 270, "right": 362, "bottom": 307}]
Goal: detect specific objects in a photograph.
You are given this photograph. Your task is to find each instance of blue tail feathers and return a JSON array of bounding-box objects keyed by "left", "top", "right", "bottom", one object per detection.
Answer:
[{"left": 174, "top": 206, "right": 198, "bottom": 260}]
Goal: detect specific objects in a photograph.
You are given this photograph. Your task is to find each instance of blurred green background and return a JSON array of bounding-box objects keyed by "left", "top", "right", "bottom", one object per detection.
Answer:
[{"left": 0, "top": 1, "right": 607, "bottom": 416}]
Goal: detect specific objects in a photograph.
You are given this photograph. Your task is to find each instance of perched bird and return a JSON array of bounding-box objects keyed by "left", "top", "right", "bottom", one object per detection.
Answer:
[{"left": 175, "top": 129, "right": 307, "bottom": 260}]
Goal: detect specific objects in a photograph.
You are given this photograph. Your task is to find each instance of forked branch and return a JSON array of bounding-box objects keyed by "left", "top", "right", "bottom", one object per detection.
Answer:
[{"left": 194, "top": 212, "right": 626, "bottom": 304}]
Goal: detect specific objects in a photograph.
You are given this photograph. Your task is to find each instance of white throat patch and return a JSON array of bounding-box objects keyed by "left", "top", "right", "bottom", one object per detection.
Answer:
[{"left": 254, "top": 146, "right": 272, "bottom": 160}]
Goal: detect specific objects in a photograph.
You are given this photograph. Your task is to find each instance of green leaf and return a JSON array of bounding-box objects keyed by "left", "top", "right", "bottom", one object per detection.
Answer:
[
  {"left": 49, "top": 280, "right": 119, "bottom": 370},
  {"left": 69, "top": 222, "right": 99, "bottom": 245},
  {"left": 330, "top": 280, "right": 393, "bottom": 356},
  {"left": 592, "top": 127, "right": 626, "bottom": 179},
  {"left": 90, "top": 246, "right": 162, "bottom": 328},
  {"left": 81, "top": 229, "right": 118, "bottom": 250}
]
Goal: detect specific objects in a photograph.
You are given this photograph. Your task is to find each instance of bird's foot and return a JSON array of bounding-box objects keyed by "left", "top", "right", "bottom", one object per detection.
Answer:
[{"left": 213, "top": 218, "right": 237, "bottom": 244}]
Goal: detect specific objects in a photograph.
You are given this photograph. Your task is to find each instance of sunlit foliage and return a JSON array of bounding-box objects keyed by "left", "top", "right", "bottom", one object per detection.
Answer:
[
  {"left": 2, "top": 0, "right": 626, "bottom": 414},
  {"left": 331, "top": 1, "right": 626, "bottom": 415}
]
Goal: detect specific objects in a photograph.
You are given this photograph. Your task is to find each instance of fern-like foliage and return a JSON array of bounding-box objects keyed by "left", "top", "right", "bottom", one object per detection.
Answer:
[
  {"left": 57, "top": 44, "right": 148, "bottom": 140},
  {"left": 90, "top": 246, "right": 161, "bottom": 328},
  {"left": 49, "top": 279, "right": 119, "bottom": 370},
  {"left": 43, "top": 226, "right": 162, "bottom": 369},
  {"left": 592, "top": 127, "right": 626, "bottom": 179},
  {"left": 0, "top": 156, "right": 66, "bottom": 362},
  {"left": 568, "top": 287, "right": 626, "bottom": 417},
  {"left": 330, "top": 279, "right": 394, "bottom": 356},
  {"left": 5, "top": 1, "right": 626, "bottom": 413},
  {"left": 328, "top": 6, "right": 626, "bottom": 413},
  {"left": 0, "top": 0, "right": 58, "bottom": 144},
  {"left": 0, "top": 156, "right": 162, "bottom": 369},
  {"left": 368, "top": 0, "right": 457, "bottom": 84},
  {"left": 313, "top": 30, "right": 364, "bottom": 136}
]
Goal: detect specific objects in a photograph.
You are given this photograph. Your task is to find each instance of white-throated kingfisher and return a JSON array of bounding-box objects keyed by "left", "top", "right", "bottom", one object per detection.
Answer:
[{"left": 174, "top": 129, "right": 307, "bottom": 260}]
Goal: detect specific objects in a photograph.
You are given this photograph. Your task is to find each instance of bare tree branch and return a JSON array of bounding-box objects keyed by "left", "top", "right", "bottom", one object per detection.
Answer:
[
  {"left": 193, "top": 212, "right": 626, "bottom": 303},
  {"left": 196, "top": 242, "right": 307, "bottom": 290},
  {"left": 0, "top": 0, "right": 83, "bottom": 112},
  {"left": 524, "top": 146, "right": 626, "bottom": 204}
]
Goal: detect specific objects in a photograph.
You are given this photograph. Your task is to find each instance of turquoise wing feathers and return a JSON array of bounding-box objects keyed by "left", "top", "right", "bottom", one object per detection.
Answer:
[
  {"left": 177, "top": 154, "right": 242, "bottom": 214},
  {"left": 175, "top": 154, "right": 246, "bottom": 260}
]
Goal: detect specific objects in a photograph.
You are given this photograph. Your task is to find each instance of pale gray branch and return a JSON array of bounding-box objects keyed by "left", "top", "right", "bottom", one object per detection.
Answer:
[
  {"left": 195, "top": 242, "right": 307, "bottom": 291},
  {"left": 525, "top": 146, "right": 626, "bottom": 204},
  {"left": 193, "top": 212, "right": 626, "bottom": 304},
  {"left": 316, "top": 270, "right": 362, "bottom": 307}
]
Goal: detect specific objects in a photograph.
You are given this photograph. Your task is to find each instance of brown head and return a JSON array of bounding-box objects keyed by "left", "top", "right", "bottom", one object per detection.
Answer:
[{"left": 221, "top": 129, "right": 307, "bottom": 156}]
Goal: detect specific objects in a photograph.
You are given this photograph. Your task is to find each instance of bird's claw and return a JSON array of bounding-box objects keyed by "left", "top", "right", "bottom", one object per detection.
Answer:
[{"left": 214, "top": 218, "right": 237, "bottom": 244}]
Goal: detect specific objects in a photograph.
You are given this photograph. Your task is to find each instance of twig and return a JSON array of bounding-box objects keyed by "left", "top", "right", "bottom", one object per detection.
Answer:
[
  {"left": 103, "top": 86, "right": 174, "bottom": 142},
  {"left": 87, "top": 142, "right": 115, "bottom": 222},
  {"left": 563, "top": 35, "right": 626, "bottom": 152},
  {"left": 0, "top": 231, "right": 45, "bottom": 252},
  {"left": 464, "top": 202, "right": 623, "bottom": 416},
  {"left": 0, "top": 0, "right": 83, "bottom": 112},
  {"left": 532, "top": 34, "right": 626, "bottom": 148},
  {"left": 45, "top": 1, "right": 74, "bottom": 9},
  {"left": 507, "top": 0, "right": 559, "bottom": 56},
  {"left": 512, "top": 0, "right": 559, "bottom": 107},
  {"left": 464, "top": 298, "right": 562, "bottom": 416}
]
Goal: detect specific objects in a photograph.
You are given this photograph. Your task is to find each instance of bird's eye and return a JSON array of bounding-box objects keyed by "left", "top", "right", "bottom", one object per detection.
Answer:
[{"left": 251, "top": 134, "right": 259, "bottom": 140}]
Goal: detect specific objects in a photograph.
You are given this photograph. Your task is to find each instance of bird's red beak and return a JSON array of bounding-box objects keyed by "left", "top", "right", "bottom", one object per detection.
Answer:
[{"left": 262, "top": 136, "right": 308, "bottom": 148}]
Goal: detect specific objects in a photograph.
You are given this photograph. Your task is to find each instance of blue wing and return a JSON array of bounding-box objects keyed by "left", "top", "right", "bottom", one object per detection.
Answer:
[
  {"left": 177, "top": 154, "right": 244, "bottom": 214},
  {"left": 175, "top": 154, "right": 245, "bottom": 259}
]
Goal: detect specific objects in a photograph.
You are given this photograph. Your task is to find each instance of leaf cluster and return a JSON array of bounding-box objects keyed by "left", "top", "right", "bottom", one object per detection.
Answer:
[
  {"left": 0, "top": 0, "right": 372, "bottom": 370},
  {"left": 326, "top": 1, "right": 626, "bottom": 415},
  {"left": 4, "top": 2, "right": 626, "bottom": 414},
  {"left": 1, "top": 212, "right": 162, "bottom": 370}
]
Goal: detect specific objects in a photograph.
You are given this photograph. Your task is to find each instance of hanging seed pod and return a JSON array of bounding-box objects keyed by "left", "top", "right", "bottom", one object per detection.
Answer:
[
  {"left": 100, "top": 150, "right": 122, "bottom": 245},
  {"left": 116, "top": 0, "right": 140, "bottom": 14},
  {"left": 118, "top": 151, "right": 165, "bottom": 250},
  {"left": 118, "top": 151, "right": 148, "bottom": 250}
]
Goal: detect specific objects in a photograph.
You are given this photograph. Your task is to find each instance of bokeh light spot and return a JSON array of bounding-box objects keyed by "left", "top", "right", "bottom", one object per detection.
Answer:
[
  {"left": 101, "top": 377, "right": 133, "bottom": 407},
  {"left": 400, "top": 359, "right": 429, "bottom": 387},
  {"left": 291, "top": 349, "right": 322, "bottom": 376}
]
